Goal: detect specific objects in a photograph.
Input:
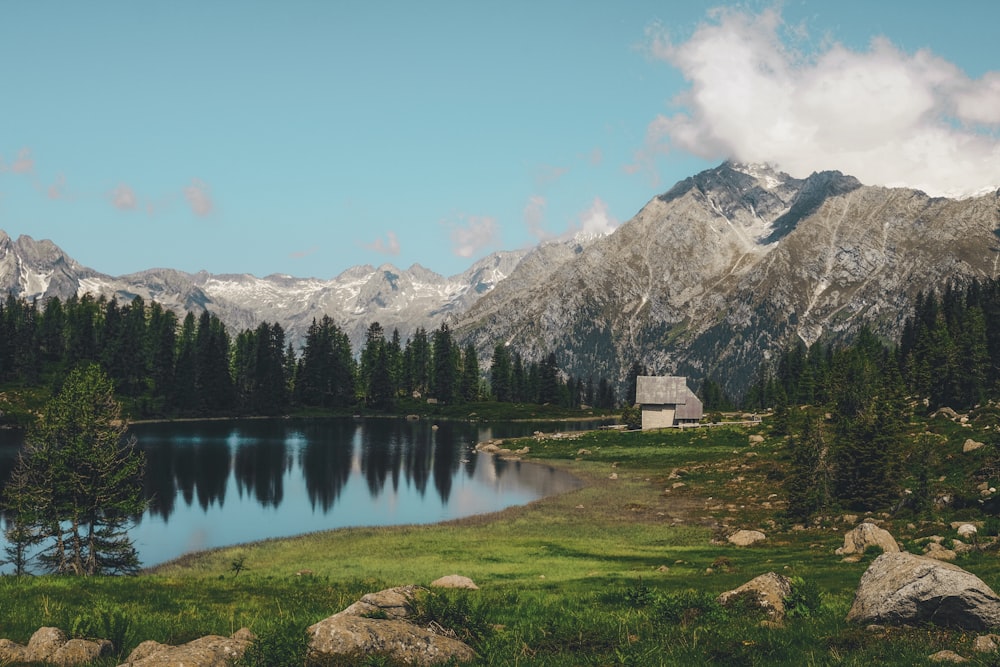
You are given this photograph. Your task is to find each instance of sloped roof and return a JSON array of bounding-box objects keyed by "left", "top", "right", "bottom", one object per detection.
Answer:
[{"left": 635, "top": 375, "right": 704, "bottom": 419}]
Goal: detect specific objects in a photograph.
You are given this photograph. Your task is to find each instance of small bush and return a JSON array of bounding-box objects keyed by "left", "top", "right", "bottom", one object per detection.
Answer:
[
  {"left": 784, "top": 576, "right": 823, "bottom": 619},
  {"left": 983, "top": 515, "right": 1000, "bottom": 537},
  {"left": 622, "top": 581, "right": 657, "bottom": 607},
  {"left": 651, "top": 590, "right": 727, "bottom": 627},
  {"left": 413, "top": 590, "right": 494, "bottom": 643},
  {"left": 236, "top": 618, "right": 310, "bottom": 667},
  {"left": 70, "top": 600, "right": 131, "bottom": 657}
]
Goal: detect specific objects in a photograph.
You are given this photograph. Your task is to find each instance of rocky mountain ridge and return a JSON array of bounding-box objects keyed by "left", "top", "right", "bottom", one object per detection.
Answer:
[
  {"left": 453, "top": 162, "right": 1000, "bottom": 396},
  {"left": 2, "top": 161, "right": 998, "bottom": 398},
  {"left": 0, "top": 231, "right": 535, "bottom": 350}
]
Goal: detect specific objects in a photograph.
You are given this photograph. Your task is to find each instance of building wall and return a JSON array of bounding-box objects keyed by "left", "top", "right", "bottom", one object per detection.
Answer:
[{"left": 641, "top": 404, "right": 676, "bottom": 430}]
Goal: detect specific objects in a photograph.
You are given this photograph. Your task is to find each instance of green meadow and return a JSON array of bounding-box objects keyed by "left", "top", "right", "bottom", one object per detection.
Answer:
[{"left": 3, "top": 421, "right": 1000, "bottom": 666}]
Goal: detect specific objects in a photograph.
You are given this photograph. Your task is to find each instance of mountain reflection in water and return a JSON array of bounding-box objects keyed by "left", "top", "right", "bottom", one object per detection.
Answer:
[{"left": 1, "top": 417, "right": 588, "bottom": 567}]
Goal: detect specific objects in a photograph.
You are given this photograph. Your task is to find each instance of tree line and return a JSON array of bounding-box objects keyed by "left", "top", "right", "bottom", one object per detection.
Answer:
[
  {"left": 0, "top": 293, "right": 618, "bottom": 420},
  {"left": 737, "top": 278, "right": 1000, "bottom": 520}
]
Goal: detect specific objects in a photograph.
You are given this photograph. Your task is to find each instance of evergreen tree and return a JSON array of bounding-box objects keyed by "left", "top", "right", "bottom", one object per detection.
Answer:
[
  {"left": 431, "top": 323, "right": 457, "bottom": 403},
  {"left": 1, "top": 364, "right": 146, "bottom": 575},
  {"left": 538, "top": 352, "right": 560, "bottom": 405},
  {"left": 460, "top": 343, "right": 480, "bottom": 403},
  {"left": 624, "top": 360, "right": 646, "bottom": 406},
  {"left": 784, "top": 412, "right": 830, "bottom": 521},
  {"left": 489, "top": 343, "right": 512, "bottom": 402}
]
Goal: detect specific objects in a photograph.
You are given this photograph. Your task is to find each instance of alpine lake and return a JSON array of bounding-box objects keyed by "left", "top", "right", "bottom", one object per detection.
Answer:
[{"left": 0, "top": 417, "right": 597, "bottom": 569}]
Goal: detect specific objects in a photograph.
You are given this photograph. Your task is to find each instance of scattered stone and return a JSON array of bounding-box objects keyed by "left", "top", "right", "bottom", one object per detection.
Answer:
[
  {"left": 576, "top": 448, "right": 592, "bottom": 456},
  {"left": 957, "top": 524, "right": 978, "bottom": 540},
  {"left": 963, "top": 439, "right": 985, "bottom": 453},
  {"left": 0, "top": 627, "right": 112, "bottom": 667},
  {"left": 717, "top": 572, "right": 793, "bottom": 621},
  {"left": 847, "top": 552, "right": 1000, "bottom": 630},
  {"left": 973, "top": 634, "right": 1000, "bottom": 653},
  {"left": 609, "top": 472, "right": 618, "bottom": 480},
  {"left": 924, "top": 542, "right": 958, "bottom": 562},
  {"left": 932, "top": 407, "right": 959, "bottom": 420},
  {"left": 118, "top": 629, "right": 254, "bottom": 667},
  {"left": 748, "top": 435, "right": 764, "bottom": 445},
  {"left": 953, "top": 540, "right": 975, "bottom": 555},
  {"left": 928, "top": 650, "right": 969, "bottom": 663},
  {"left": 727, "top": 530, "right": 766, "bottom": 546},
  {"left": 338, "top": 585, "right": 423, "bottom": 620},
  {"left": 838, "top": 514, "right": 859, "bottom": 524},
  {"left": 430, "top": 575, "right": 479, "bottom": 590},
  {"left": 656, "top": 565, "right": 670, "bottom": 572},
  {"left": 671, "top": 482, "right": 686, "bottom": 489},
  {"left": 308, "top": 586, "right": 475, "bottom": 666},
  {"left": 835, "top": 522, "right": 900, "bottom": 561}
]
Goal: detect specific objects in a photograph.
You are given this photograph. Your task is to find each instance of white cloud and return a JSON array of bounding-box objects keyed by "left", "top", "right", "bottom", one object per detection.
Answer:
[
  {"left": 643, "top": 8, "right": 1000, "bottom": 197},
  {"left": 366, "top": 231, "right": 401, "bottom": 256},
  {"left": 523, "top": 195, "right": 550, "bottom": 240},
  {"left": 569, "top": 197, "right": 618, "bottom": 237},
  {"left": 184, "top": 178, "right": 213, "bottom": 216},
  {"left": 448, "top": 215, "right": 499, "bottom": 258},
  {"left": 111, "top": 183, "right": 137, "bottom": 210}
]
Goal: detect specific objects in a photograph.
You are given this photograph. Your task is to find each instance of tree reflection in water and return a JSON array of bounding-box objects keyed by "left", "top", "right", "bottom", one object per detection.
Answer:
[{"left": 1, "top": 417, "right": 589, "bottom": 568}]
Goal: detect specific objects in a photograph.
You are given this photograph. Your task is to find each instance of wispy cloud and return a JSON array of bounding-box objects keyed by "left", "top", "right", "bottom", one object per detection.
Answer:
[
  {"left": 184, "top": 178, "right": 213, "bottom": 216},
  {"left": 7, "top": 148, "right": 34, "bottom": 174},
  {"left": 289, "top": 246, "right": 319, "bottom": 260},
  {"left": 110, "top": 183, "right": 138, "bottom": 210},
  {"left": 46, "top": 174, "right": 67, "bottom": 200},
  {"left": 447, "top": 214, "right": 499, "bottom": 258},
  {"left": 523, "top": 195, "right": 550, "bottom": 240},
  {"left": 642, "top": 7, "right": 1000, "bottom": 197},
  {"left": 533, "top": 164, "right": 570, "bottom": 189},
  {"left": 365, "top": 231, "right": 401, "bottom": 256}
]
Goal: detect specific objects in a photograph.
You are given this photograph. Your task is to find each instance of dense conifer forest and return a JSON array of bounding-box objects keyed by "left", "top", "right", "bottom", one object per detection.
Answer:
[{"left": 0, "top": 293, "right": 616, "bottom": 423}]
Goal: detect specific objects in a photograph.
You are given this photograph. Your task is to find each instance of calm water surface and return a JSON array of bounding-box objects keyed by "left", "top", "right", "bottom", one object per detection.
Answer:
[{"left": 0, "top": 417, "right": 592, "bottom": 568}]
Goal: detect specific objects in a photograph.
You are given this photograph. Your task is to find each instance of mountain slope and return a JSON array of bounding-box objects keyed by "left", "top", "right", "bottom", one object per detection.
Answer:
[{"left": 454, "top": 162, "right": 1000, "bottom": 396}]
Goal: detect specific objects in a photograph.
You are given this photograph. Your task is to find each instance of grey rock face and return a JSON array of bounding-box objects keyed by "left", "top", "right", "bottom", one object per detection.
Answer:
[
  {"left": 847, "top": 552, "right": 1000, "bottom": 630},
  {"left": 454, "top": 162, "right": 1000, "bottom": 396}
]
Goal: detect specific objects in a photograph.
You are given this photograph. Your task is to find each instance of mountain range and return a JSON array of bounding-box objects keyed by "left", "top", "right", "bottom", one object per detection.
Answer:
[{"left": 2, "top": 161, "right": 998, "bottom": 397}]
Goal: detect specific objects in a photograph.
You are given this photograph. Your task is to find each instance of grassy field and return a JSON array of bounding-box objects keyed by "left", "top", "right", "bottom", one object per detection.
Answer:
[{"left": 3, "top": 420, "right": 1000, "bottom": 665}]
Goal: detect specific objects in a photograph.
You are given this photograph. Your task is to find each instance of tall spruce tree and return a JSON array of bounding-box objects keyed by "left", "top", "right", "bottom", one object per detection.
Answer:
[{"left": 2, "top": 364, "right": 146, "bottom": 575}]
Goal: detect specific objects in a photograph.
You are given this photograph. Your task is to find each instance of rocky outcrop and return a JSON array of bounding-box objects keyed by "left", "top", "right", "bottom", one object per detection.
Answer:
[
  {"left": 307, "top": 586, "right": 476, "bottom": 666},
  {"left": 835, "top": 522, "right": 900, "bottom": 561},
  {"left": 431, "top": 575, "right": 479, "bottom": 590},
  {"left": 847, "top": 552, "right": 1000, "bottom": 630},
  {"left": 117, "top": 628, "right": 254, "bottom": 667},
  {"left": 964, "top": 439, "right": 985, "bottom": 453},
  {"left": 727, "top": 529, "right": 766, "bottom": 546},
  {"left": 717, "top": 572, "right": 793, "bottom": 620},
  {"left": 0, "top": 627, "right": 112, "bottom": 666}
]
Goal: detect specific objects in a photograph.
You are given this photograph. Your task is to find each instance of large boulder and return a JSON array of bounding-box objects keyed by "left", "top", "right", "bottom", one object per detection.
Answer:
[
  {"left": 0, "top": 627, "right": 112, "bottom": 666},
  {"left": 338, "top": 585, "right": 424, "bottom": 619},
  {"left": 717, "top": 572, "right": 793, "bottom": 620},
  {"left": 431, "top": 575, "right": 479, "bottom": 590},
  {"left": 117, "top": 628, "right": 254, "bottom": 667},
  {"left": 308, "top": 615, "right": 476, "bottom": 666},
  {"left": 835, "top": 522, "right": 899, "bottom": 561},
  {"left": 308, "top": 586, "right": 476, "bottom": 666},
  {"left": 728, "top": 530, "right": 766, "bottom": 546},
  {"left": 847, "top": 552, "right": 1000, "bottom": 630}
]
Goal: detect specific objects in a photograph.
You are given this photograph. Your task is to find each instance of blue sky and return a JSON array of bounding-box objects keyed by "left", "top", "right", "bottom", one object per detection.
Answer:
[{"left": 2, "top": 1, "right": 998, "bottom": 280}]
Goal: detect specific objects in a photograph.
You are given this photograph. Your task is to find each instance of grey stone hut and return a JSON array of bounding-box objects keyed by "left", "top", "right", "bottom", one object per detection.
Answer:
[{"left": 634, "top": 376, "right": 703, "bottom": 429}]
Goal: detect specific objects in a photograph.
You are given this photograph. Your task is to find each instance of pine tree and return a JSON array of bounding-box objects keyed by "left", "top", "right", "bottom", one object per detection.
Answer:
[
  {"left": 1, "top": 364, "right": 146, "bottom": 575},
  {"left": 490, "top": 343, "right": 512, "bottom": 402}
]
